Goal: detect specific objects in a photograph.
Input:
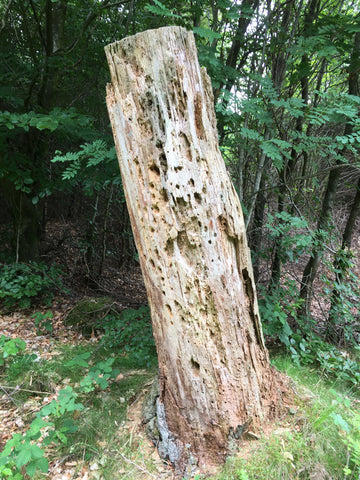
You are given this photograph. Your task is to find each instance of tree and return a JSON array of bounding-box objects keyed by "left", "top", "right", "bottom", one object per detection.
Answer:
[
  {"left": 326, "top": 31, "right": 360, "bottom": 341},
  {"left": 268, "top": 0, "right": 318, "bottom": 291},
  {"left": 298, "top": 18, "right": 360, "bottom": 319},
  {"left": 0, "top": 0, "right": 133, "bottom": 261},
  {"left": 105, "top": 26, "right": 280, "bottom": 473}
]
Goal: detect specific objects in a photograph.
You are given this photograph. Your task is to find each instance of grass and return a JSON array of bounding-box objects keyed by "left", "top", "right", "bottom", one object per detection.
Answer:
[
  {"left": 1, "top": 319, "right": 360, "bottom": 479},
  {"left": 0, "top": 323, "right": 158, "bottom": 479},
  {"left": 207, "top": 356, "right": 359, "bottom": 480}
]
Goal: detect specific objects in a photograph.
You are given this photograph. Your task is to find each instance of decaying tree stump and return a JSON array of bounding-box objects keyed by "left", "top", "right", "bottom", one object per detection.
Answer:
[{"left": 105, "top": 26, "right": 280, "bottom": 475}]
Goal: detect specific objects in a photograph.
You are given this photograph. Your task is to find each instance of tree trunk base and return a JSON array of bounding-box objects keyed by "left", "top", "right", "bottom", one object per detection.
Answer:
[
  {"left": 142, "top": 377, "right": 197, "bottom": 477},
  {"left": 142, "top": 371, "right": 288, "bottom": 477}
]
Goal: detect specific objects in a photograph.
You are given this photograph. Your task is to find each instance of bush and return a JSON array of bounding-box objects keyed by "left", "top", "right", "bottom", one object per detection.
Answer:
[
  {"left": 64, "top": 297, "right": 117, "bottom": 336},
  {"left": 289, "top": 333, "right": 360, "bottom": 387},
  {"left": 322, "top": 250, "right": 360, "bottom": 346},
  {"left": 0, "top": 262, "right": 63, "bottom": 308},
  {"left": 0, "top": 335, "right": 26, "bottom": 368},
  {"left": 258, "top": 278, "right": 302, "bottom": 347},
  {"left": 101, "top": 306, "right": 156, "bottom": 367}
]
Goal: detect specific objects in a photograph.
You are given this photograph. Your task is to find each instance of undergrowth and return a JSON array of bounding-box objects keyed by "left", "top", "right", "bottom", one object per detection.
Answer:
[
  {"left": 2, "top": 324, "right": 359, "bottom": 480},
  {"left": 0, "top": 262, "right": 64, "bottom": 309},
  {"left": 206, "top": 357, "right": 360, "bottom": 480},
  {"left": 0, "top": 306, "right": 158, "bottom": 479},
  {"left": 0, "top": 281, "right": 359, "bottom": 479}
]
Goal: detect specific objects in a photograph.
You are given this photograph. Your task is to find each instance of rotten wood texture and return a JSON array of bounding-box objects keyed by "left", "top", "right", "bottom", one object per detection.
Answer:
[{"left": 105, "top": 26, "right": 279, "bottom": 473}]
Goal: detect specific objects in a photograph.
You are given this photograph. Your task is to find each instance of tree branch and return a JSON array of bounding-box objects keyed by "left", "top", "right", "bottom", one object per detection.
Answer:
[
  {"left": 0, "top": 385, "right": 53, "bottom": 395},
  {"left": 63, "top": 0, "right": 131, "bottom": 55},
  {"left": 0, "top": 0, "right": 14, "bottom": 35}
]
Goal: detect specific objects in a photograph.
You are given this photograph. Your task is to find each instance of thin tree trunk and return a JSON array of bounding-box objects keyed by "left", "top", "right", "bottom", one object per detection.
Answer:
[
  {"left": 84, "top": 193, "right": 99, "bottom": 278},
  {"left": 327, "top": 31, "right": 360, "bottom": 338},
  {"left": 249, "top": 175, "right": 267, "bottom": 283},
  {"left": 245, "top": 129, "right": 270, "bottom": 230},
  {"left": 327, "top": 176, "right": 360, "bottom": 341},
  {"left": 298, "top": 166, "right": 341, "bottom": 317},
  {"left": 215, "top": 0, "right": 260, "bottom": 140},
  {"left": 339, "top": 177, "right": 360, "bottom": 250},
  {"left": 99, "top": 183, "right": 114, "bottom": 276},
  {"left": 299, "top": 30, "right": 360, "bottom": 320},
  {"left": 0, "top": 178, "right": 40, "bottom": 262},
  {"left": 268, "top": 0, "right": 318, "bottom": 291},
  {"left": 105, "top": 26, "right": 280, "bottom": 474}
]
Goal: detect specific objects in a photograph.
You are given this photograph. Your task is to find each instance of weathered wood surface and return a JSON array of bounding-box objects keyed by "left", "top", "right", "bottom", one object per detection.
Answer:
[{"left": 105, "top": 26, "right": 279, "bottom": 473}]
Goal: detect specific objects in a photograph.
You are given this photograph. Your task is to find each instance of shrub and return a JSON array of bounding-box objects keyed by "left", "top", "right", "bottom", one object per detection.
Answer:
[
  {"left": 64, "top": 297, "right": 117, "bottom": 336},
  {"left": 258, "top": 278, "right": 302, "bottom": 347},
  {"left": 0, "top": 386, "right": 83, "bottom": 478},
  {"left": 32, "top": 311, "right": 54, "bottom": 335},
  {"left": 289, "top": 333, "right": 360, "bottom": 387},
  {"left": 0, "top": 262, "right": 63, "bottom": 308},
  {"left": 322, "top": 250, "right": 360, "bottom": 346},
  {"left": 101, "top": 306, "right": 156, "bottom": 367},
  {"left": 0, "top": 335, "right": 26, "bottom": 368}
]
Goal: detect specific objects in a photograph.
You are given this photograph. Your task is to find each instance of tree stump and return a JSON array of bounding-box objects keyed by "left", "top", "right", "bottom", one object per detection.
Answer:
[{"left": 105, "top": 26, "right": 280, "bottom": 474}]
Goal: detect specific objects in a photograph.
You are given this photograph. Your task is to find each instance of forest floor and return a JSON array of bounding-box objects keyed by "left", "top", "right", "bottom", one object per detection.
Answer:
[
  {"left": 0, "top": 299, "right": 293, "bottom": 480},
  {"left": 0, "top": 293, "right": 168, "bottom": 480},
  {"left": 0, "top": 276, "right": 359, "bottom": 479},
  {"left": 1, "top": 217, "right": 360, "bottom": 479},
  {"left": 1, "top": 291, "right": 359, "bottom": 480}
]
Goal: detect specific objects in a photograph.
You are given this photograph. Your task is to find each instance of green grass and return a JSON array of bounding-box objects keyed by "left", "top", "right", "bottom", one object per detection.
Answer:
[
  {"left": 0, "top": 331, "right": 158, "bottom": 479},
  {"left": 1, "top": 328, "right": 359, "bottom": 480},
  {"left": 206, "top": 355, "right": 359, "bottom": 480}
]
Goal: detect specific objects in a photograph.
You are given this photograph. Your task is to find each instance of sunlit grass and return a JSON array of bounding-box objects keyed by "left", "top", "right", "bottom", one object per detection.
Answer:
[
  {"left": 208, "top": 355, "right": 357, "bottom": 480},
  {"left": 2, "top": 334, "right": 359, "bottom": 480}
]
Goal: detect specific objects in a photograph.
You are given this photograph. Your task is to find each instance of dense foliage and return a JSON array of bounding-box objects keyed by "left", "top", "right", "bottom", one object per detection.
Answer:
[
  {"left": 1, "top": 0, "right": 359, "bottom": 352},
  {"left": 0, "top": 262, "right": 63, "bottom": 308},
  {"left": 0, "top": 2, "right": 360, "bottom": 476}
]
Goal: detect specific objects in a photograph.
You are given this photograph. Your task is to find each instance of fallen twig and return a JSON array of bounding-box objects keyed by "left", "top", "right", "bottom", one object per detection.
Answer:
[
  {"left": 0, "top": 385, "right": 53, "bottom": 395},
  {"left": 0, "top": 385, "right": 23, "bottom": 408},
  {"left": 118, "top": 451, "right": 158, "bottom": 479}
]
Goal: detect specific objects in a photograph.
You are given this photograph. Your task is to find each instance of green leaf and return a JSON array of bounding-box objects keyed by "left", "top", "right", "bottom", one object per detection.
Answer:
[
  {"left": 61, "top": 419, "right": 79, "bottom": 434},
  {"left": 96, "top": 375, "right": 110, "bottom": 389},
  {"left": 65, "top": 352, "right": 91, "bottom": 367},
  {"left": 0, "top": 467, "right": 13, "bottom": 475},
  {"left": 16, "top": 446, "right": 32, "bottom": 468},
  {"left": 26, "top": 456, "right": 49, "bottom": 476},
  {"left": 330, "top": 413, "right": 351, "bottom": 432},
  {"left": 240, "top": 127, "right": 262, "bottom": 141},
  {"left": 145, "top": 0, "right": 181, "bottom": 18},
  {"left": 39, "top": 400, "right": 58, "bottom": 417},
  {"left": 193, "top": 27, "right": 222, "bottom": 40},
  {"left": 55, "top": 431, "right": 68, "bottom": 444},
  {"left": 0, "top": 433, "right": 22, "bottom": 458},
  {"left": 260, "top": 140, "right": 285, "bottom": 169},
  {"left": 26, "top": 461, "right": 37, "bottom": 477},
  {"left": 29, "top": 445, "right": 44, "bottom": 460},
  {"left": 28, "top": 417, "right": 49, "bottom": 435}
]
